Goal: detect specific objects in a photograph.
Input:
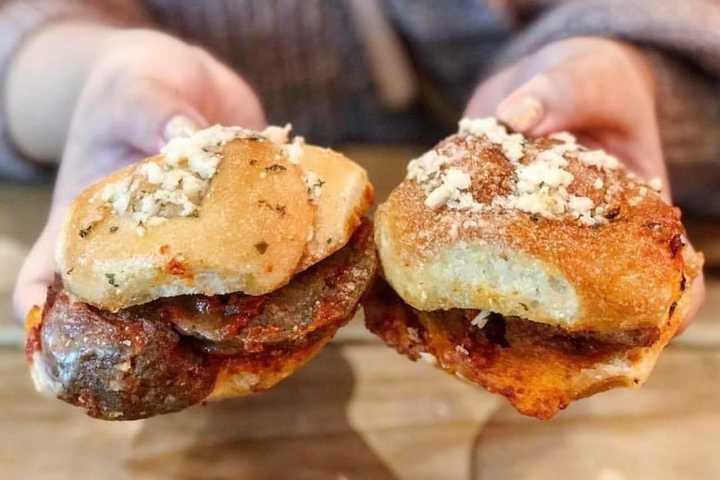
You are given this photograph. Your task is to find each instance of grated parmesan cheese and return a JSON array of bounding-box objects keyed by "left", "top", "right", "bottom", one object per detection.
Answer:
[
  {"left": 458, "top": 117, "right": 506, "bottom": 141},
  {"left": 283, "top": 136, "right": 305, "bottom": 164},
  {"left": 459, "top": 117, "right": 526, "bottom": 162},
  {"left": 407, "top": 117, "right": 623, "bottom": 226},
  {"left": 455, "top": 345, "right": 469, "bottom": 356},
  {"left": 578, "top": 150, "right": 619, "bottom": 170},
  {"left": 406, "top": 150, "right": 447, "bottom": 184},
  {"left": 261, "top": 124, "right": 292, "bottom": 144},
  {"left": 470, "top": 310, "right": 491, "bottom": 329},
  {"left": 649, "top": 177, "right": 663, "bottom": 192},
  {"left": 99, "top": 124, "right": 300, "bottom": 233},
  {"left": 418, "top": 352, "right": 438, "bottom": 365},
  {"left": 425, "top": 168, "right": 471, "bottom": 209},
  {"left": 407, "top": 149, "right": 483, "bottom": 211},
  {"left": 303, "top": 170, "right": 324, "bottom": 203},
  {"left": 492, "top": 135, "right": 608, "bottom": 224}
]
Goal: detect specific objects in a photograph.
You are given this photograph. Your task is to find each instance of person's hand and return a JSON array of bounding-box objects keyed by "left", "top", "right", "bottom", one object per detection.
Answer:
[
  {"left": 13, "top": 29, "right": 265, "bottom": 321},
  {"left": 465, "top": 36, "right": 704, "bottom": 330}
]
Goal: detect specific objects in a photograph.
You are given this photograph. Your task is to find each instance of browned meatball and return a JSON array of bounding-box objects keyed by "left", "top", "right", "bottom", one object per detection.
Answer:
[{"left": 37, "top": 282, "right": 219, "bottom": 420}]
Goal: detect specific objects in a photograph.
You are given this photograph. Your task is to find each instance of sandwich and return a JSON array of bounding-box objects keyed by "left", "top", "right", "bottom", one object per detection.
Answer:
[
  {"left": 25, "top": 124, "right": 376, "bottom": 420},
  {"left": 365, "top": 117, "right": 703, "bottom": 419}
]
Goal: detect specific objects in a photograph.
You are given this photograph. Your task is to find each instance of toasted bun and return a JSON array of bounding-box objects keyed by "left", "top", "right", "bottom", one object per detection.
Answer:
[
  {"left": 57, "top": 127, "right": 372, "bottom": 311},
  {"left": 376, "top": 119, "right": 698, "bottom": 335},
  {"left": 296, "top": 145, "right": 374, "bottom": 270},
  {"left": 207, "top": 331, "right": 335, "bottom": 401}
]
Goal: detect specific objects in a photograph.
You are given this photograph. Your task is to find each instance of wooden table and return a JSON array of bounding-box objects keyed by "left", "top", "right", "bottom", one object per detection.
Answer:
[{"left": 2, "top": 145, "right": 719, "bottom": 480}]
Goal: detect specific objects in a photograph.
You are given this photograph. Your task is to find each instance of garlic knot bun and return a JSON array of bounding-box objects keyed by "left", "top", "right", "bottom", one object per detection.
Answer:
[{"left": 57, "top": 125, "right": 373, "bottom": 311}]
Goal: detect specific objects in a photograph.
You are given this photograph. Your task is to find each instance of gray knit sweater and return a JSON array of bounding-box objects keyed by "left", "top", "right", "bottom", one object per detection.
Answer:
[{"left": 1, "top": 0, "right": 719, "bottom": 213}]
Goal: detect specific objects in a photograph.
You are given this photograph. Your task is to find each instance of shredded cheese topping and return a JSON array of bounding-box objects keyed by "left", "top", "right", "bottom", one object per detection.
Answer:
[
  {"left": 649, "top": 177, "right": 663, "bottom": 192},
  {"left": 98, "top": 124, "right": 306, "bottom": 233},
  {"left": 283, "top": 136, "right": 305, "bottom": 165},
  {"left": 470, "top": 310, "right": 491, "bottom": 329},
  {"left": 303, "top": 170, "right": 324, "bottom": 203},
  {"left": 407, "top": 149, "right": 482, "bottom": 212},
  {"left": 406, "top": 117, "right": 635, "bottom": 226}
]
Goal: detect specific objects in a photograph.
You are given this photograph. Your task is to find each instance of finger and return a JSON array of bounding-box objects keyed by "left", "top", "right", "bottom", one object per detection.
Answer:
[
  {"left": 676, "top": 270, "right": 706, "bottom": 335},
  {"left": 163, "top": 114, "right": 200, "bottom": 141},
  {"left": 14, "top": 108, "right": 201, "bottom": 322},
  {"left": 101, "top": 88, "right": 208, "bottom": 157},
  {"left": 12, "top": 208, "right": 65, "bottom": 321},
  {"left": 495, "top": 54, "right": 670, "bottom": 200},
  {"left": 74, "top": 67, "right": 210, "bottom": 162},
  {"left": 463, "top": 64, "right": 522, "bottom": 118},
  {"left": 496, "top": 50, "right": 651, "bottom": 135},
  {"left": 494, "top": 52, "right": 653, "bottom": 140},
  {"left": 195, "top": 49, "right": 266, "bottom": 130}
]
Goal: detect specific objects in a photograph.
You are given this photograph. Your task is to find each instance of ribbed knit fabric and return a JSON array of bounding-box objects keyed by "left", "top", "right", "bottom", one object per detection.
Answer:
[{"left": 1, "top": 0, "right": 719, "bottom": 214}]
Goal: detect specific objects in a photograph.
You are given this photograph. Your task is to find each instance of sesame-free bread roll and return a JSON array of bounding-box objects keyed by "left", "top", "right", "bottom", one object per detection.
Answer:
[
  {"left": 56, "top": 126, "right": 373, "bottom": 311},
  {"left": 369, "top": 117, "right": 703, "bottom": 418},
  {"left": 376, "top": 118, "right": 700, "bottom": 338}
]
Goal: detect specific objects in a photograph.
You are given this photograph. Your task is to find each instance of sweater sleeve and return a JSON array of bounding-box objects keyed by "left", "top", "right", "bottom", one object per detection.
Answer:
[
  {"left": 0, "top": 0, "right": 150, "bottom": 181},
  {"left": 495, "top": 0, "right": 720, "bottom": 213}
]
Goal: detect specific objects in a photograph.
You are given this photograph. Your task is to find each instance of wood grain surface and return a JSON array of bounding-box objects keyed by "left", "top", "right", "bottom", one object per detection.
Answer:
[{"left": 1, "top": 145, "right": 719, "bottom": 480}]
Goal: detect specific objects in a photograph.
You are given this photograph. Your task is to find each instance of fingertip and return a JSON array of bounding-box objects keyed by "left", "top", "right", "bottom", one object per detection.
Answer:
[
  {"left": 12, "top": 281, "right": 47, "bottom": 324},
  {"left": 495, "top": 73, "right": 558, "bottom": 133},
  {"left": 497, "top": 95, "right": 544, "bottom": 133},
  {"left": 160, "top": 111, "right": 208, "bottom": 149},
  {"left": 677, "top": 270, "right": 706, "bottom": 335},
  {"left": 12, "top": 219, "right": 60, "bottom": 323}
]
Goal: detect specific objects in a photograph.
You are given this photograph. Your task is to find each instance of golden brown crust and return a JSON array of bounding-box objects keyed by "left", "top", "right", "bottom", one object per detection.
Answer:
[
  {"left": 208, "top": 330, "right": 335, "bottom": 400},
  {"left": 57, "top": 138, "right": 372, "bottom": 311},
  {"left": 376, "top": 132, "right": 689, "bottom": 335},
  {"left": 296, "top": 145, "right": 374, "bottom": 270},
  {"left": 364, "top": 266, "right": 698, "bottom": 419}
]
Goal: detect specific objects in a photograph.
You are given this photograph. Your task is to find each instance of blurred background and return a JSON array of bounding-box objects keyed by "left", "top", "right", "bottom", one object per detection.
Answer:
[{"left": 2, "top": 0, "right": 720, "bottom": 479}]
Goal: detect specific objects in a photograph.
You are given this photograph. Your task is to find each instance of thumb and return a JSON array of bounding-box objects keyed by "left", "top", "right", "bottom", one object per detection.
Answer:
[
  {"left": 495, "top": 55, "right": 668, "bottom": 199},
  {"left": 12, "top": 208, "right": 65, "bottom": 322},
  {"left": 495, "top": 70, "right": 626, "bottom": 136},
  {"left": 495, "top": 50, "right": 654, "bottom": 137},
  {"left": 193, "top": 49, "right": 266, "bottom": 130}
]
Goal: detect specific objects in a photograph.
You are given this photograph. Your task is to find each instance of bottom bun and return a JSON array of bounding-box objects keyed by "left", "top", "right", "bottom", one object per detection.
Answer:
[
  {"left": 364, "top": 277, "right": 692, "bottom": 420},
  {"left": 207, "top": 327, "right": 337, "bottom": 401},
  {"left": 26, "top": 301, "right": 353, "bottom": 420}
]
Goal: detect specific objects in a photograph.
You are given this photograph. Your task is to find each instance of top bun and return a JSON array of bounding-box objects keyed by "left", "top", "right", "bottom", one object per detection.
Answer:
[
  {"left": 57, "top": 125, "right": 373, "bottom": 311},
  {"left": 376, "top": 118, "right": 702, "bottom": 337}
]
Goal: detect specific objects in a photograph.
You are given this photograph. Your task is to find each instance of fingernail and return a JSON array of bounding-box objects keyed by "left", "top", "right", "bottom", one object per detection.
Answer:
[
  {"left": 497, "top": 95, "right": 544, "bottom": 132},
  {"left": 163, "top": 115, "right": 199, "bottom": 142}
]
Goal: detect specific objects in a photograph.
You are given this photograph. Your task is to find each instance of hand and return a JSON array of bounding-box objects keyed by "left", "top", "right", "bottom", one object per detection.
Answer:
[
  {"left": 465, "top": 36, "right": 704, "bottom": 331},
  {"left": 13, "top": 29, "right": 265, "bottom": 321}
]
